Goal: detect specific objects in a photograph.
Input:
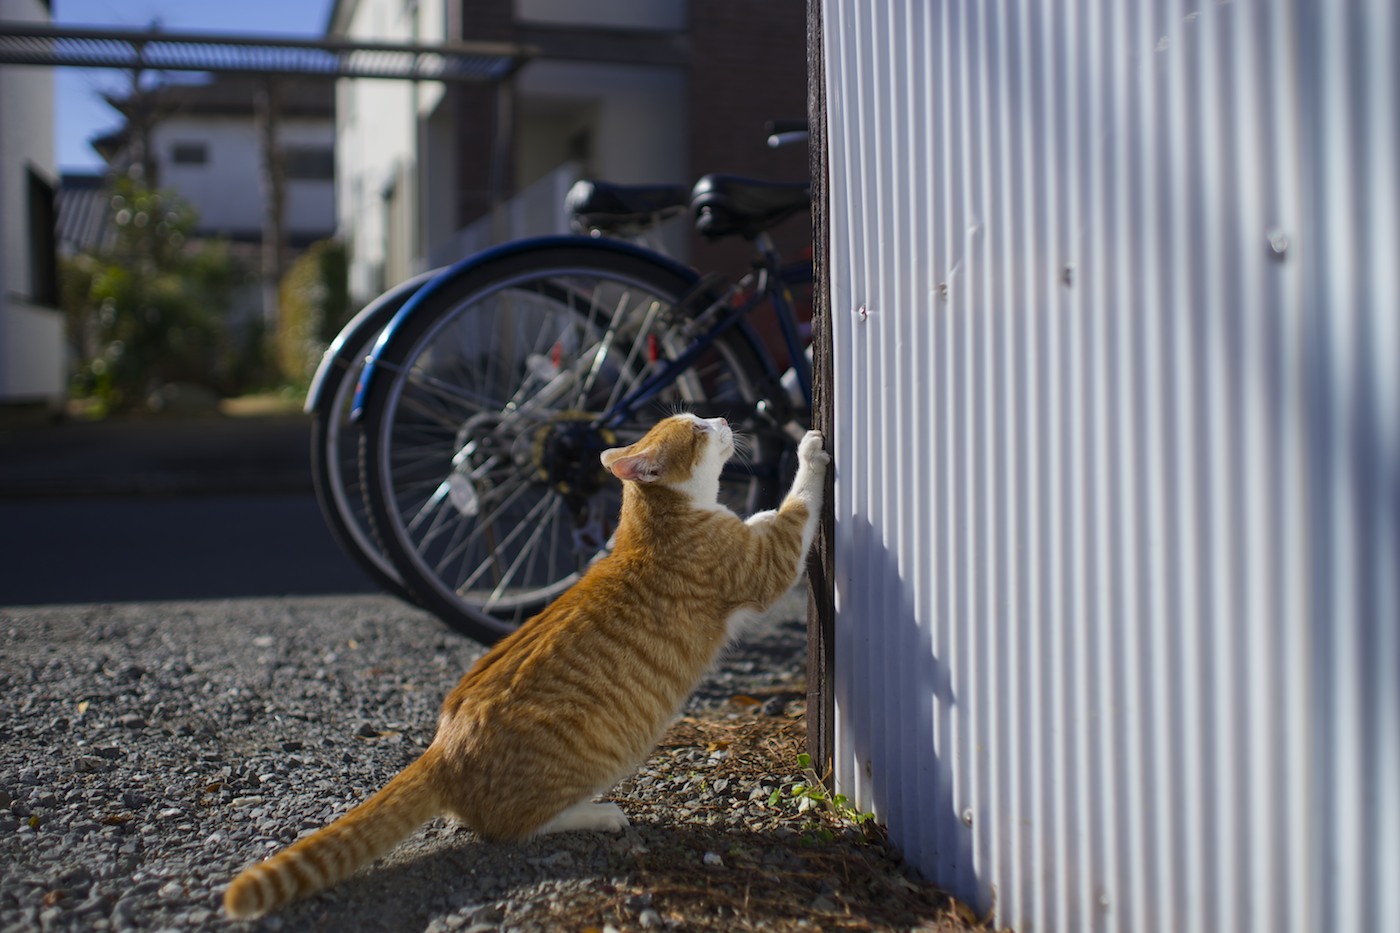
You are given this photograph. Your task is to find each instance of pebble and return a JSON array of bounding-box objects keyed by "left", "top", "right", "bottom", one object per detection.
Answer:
[{"left": 0, "top": 592, "right": 824, "bottom": 932}]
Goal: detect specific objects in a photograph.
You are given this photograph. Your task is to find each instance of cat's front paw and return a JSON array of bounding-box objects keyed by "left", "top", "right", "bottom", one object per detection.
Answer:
[{"left": 798, "top": 431, "right": 831, "bottom": 470}]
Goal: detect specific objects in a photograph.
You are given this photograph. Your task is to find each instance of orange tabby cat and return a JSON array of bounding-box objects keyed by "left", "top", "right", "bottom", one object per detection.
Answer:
[{"left": 223, "top": 414, "right": 829, "bottom": 919}]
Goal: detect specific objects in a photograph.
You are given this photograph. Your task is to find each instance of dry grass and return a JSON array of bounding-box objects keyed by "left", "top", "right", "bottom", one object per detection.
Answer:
[{"left": 511, "top": 708, "right": 990, "bottom": 932}]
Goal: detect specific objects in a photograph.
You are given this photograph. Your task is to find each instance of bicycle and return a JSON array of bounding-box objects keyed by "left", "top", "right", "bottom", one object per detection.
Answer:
[
  {"left": 306, "top": 268, "right": 439, "bottom": 604},
  {"left": 349, "top": 171, "right": 814, "bottom": 644},
  {"left": 304, "top": 181, "right": 693, "bottom": 610}
]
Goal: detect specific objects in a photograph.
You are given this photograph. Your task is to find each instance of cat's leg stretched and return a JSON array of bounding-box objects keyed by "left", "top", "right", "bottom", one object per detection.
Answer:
[
  {"left": 746, "top": 431, "right": 830, "bottom": 532},
  {"left": 785, "top": 430, "right": 830, "bottom": 555},
  {"left": 790, "top": 430, "right": 829, "bottom": 496},
  {"left": 736, "top": 431, "right": 829, "bottom": 607},
  {"left": 537, "top": 800, "right": 630, "bottom": 835}
]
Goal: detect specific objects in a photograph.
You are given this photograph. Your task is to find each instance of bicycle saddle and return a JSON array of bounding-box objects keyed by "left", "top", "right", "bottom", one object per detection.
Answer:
[
  {"left": 689, "top": 174, "right": 811, "bottom": 240},
  {"left": 566, "top": 180, "right": 690, "bottom": 234}
]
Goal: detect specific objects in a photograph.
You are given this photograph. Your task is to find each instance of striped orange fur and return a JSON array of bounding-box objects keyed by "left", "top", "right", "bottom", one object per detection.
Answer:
[{"left": 223, "top": 414, "right": 829, "bottom": 919}]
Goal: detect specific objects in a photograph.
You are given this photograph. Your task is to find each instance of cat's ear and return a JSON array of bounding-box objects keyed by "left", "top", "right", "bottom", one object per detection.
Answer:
[{"left": 601, "top": 447, "right": 661, "bottom": 483}]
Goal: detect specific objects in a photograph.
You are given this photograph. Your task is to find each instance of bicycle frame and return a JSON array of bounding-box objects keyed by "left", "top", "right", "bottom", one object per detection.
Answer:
[{"left": 598, "top": 232, "right": 813, "bottom": 433}]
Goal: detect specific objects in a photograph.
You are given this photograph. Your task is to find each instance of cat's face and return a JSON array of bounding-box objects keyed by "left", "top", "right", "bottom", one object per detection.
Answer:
[{"left": 600, "top": 414, "right": 733, "bottom": 500}]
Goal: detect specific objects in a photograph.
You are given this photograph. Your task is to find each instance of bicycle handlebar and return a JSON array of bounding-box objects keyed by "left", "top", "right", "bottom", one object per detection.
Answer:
[
  {"left": 767, "top": 130, "right": 809, "bottom": 149},
  {"left": 765, "top": 118, "right": 809, "bottom": 149}
]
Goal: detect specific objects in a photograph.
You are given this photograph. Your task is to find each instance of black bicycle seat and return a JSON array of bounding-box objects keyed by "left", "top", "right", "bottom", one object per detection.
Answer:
[
  {"left": 689, "top": 174, "right": 811, "bottom": 240},
  {"left": 566, "top": 180, "right": 690, "bottom": 233}
]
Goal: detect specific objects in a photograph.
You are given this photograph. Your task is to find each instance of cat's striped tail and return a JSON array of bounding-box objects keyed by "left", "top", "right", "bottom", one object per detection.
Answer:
[{"left": 223, "top": 748, "right": 443, "bottom": 919}]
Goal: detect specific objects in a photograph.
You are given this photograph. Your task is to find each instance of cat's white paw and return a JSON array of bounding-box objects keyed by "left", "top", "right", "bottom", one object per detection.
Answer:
[
  {"left": 590, "top": 802, "right": 630, "bottom": 833},
  {"left": 798, "top": 431, "right": 831, "bottom": 470},
  {"left": 540, "top": 800, "right": 630, "bottom": 835}
]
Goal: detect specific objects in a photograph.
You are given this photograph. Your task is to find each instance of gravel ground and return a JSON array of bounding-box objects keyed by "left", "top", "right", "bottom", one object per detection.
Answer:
[{"left": 0, "top": 591, "right": 977, "bottom": 932}]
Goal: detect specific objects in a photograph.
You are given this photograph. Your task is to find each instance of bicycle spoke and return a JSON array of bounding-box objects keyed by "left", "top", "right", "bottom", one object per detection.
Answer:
[
  {"left": 484, "top": 495, "right": 567, "bottom": 606},
  {"left": 427, "top": 473, "right": 537, "bottom": 583},
  {"left": 458, "top": 489, "right": 560, "bottom": 597},
  {"left": 599, "top": 299, "right": 665, "bottom": 414},
  {"left": 404, "top": 480, "right": 453, "bottom": 537},
  {"left": 577, "top": 283, "right": 636, "bottom": 403},
  {"left": 525, "top": 500, "right": 567, "bottom": 601},
  {"left": 401, "top": 367, "right": 501, "bottom": 418}
]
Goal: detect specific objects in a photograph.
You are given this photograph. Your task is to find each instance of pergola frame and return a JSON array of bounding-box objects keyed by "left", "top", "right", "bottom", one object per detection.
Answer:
[
  {"left": 0, "top": 22, "right": 534, "bottom": 327},
  {"left": 0, "top": 22, "right": 533, "bottom": 83}
]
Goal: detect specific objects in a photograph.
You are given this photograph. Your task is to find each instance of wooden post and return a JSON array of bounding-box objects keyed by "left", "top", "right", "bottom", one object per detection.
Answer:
[
  {"left": 256, "top": 77, "right": 287, "bottom": 330},
  {"left": 804, "top": 0, "right": 836, "bottom": 778}
]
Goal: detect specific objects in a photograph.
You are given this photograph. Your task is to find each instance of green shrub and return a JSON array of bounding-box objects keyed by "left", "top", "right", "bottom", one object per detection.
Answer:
[
  {"left": 60, "top": 177, "right": 248, "bottom": 411},
  {"left": 276, "top": 239, "right": 349, "bottom": 387}
]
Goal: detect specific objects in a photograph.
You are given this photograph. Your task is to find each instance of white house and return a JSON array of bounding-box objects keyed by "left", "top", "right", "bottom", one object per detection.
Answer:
[
  {"left": 94, "top": 74, "right": 337, "bottom": 248},
  {"left": 0, "top": 0, "right": 65, "bottom": 416}
]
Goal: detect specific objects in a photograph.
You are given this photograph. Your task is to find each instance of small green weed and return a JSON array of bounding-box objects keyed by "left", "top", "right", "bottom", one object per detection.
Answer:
[{"left": 768, "top": 753, "right": 879, "bottom": 844}]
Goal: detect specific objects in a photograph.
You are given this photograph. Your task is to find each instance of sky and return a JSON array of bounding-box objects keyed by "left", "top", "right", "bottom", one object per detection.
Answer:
[{"left": 53, "top": 0, "right": 335, "bottom": 173}]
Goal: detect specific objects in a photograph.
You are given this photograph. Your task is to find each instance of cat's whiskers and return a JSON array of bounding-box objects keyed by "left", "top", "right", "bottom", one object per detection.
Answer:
[{"left": 727, "top": 432, "right": 756, "bottom": 469}]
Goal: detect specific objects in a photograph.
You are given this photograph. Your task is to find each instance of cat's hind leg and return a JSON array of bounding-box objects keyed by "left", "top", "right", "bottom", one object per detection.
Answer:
[{"left": 538, "top": 800, "right": 629, "bottom": 835}]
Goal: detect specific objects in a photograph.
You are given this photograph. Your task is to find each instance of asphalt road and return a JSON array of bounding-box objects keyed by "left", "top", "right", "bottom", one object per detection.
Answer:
[
  {"left": 0, "top": 492, "right": 381, "bottom": 606},
  {"left": 0, "top": 413, "right": 384, "bottom": 607}
]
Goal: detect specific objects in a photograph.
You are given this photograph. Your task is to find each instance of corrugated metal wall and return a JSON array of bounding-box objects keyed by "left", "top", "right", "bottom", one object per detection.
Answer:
[{"left": 819, "top": 2, "right": 1398, "bottom": 931}]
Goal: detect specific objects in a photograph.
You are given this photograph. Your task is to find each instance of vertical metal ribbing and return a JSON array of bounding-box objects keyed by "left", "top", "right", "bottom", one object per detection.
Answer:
[
  {"left": 819, "top": 2, "right": 1394, "bottom": 932},
  {"left": 1301, "top": 4, "right": 1400, "bottom": 933},
  {"left": 1357, "top": 4, "right": 1400, "bottom": 931}
]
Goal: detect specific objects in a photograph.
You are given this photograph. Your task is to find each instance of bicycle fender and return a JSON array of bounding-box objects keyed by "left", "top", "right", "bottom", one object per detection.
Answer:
[{"left": 351, "top": 235, "right": 771, "bottom": 419}]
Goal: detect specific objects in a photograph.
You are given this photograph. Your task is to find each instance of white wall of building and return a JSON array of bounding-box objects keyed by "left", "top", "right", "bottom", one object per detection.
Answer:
[
  {"left": 154, "top": 116, "right": 335, "bottom": 241},
  {"left": 334, "top": 0, "right": 694, "bottom": 305},
  {"left": 516, "top": 60, "right": 687, "bottom": 189},
  {"left": 0, "top": 0, "right": 66, "bottom": 408},
  {"left": 516, "top": 60, "right": 689, "bottom": 258},
  {"left": 335, "top": 0, "right": 447, "bottom": 305}
]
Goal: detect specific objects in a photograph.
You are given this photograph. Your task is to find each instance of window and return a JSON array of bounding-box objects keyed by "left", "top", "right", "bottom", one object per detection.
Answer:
[
  {"left": 171, "top": 142, "right": 208, "bottom": 165},
  {"left": 285, "top": 147, "right": 335, "bottom": 181},
  {"left": 26, "top": 168, "right": 57, "bottom": 307}
]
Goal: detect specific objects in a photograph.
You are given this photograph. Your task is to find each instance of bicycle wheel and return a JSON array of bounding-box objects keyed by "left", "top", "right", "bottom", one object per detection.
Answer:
[
  {"left": 359, "top": 241, "right": 773, "bottom": 643},
  {"left": 307, "top": 271, "right": 437, "bottom": 604}
]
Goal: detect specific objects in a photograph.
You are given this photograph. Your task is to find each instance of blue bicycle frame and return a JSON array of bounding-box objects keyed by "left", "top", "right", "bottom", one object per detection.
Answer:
[{"left": 599, "top": 235, "right": 813, "bottom": 432}]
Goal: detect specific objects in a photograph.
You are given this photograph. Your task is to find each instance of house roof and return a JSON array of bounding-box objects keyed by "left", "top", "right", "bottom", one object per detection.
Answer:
[
  {"left": 56, "top": 173, "right": 114, "bottom": 254},
  {"left": 102, "top": 74, "right": 336, "bottom": 120},
  {"left": 87, "top": 74, "right": 335, "bottom": 163}
]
